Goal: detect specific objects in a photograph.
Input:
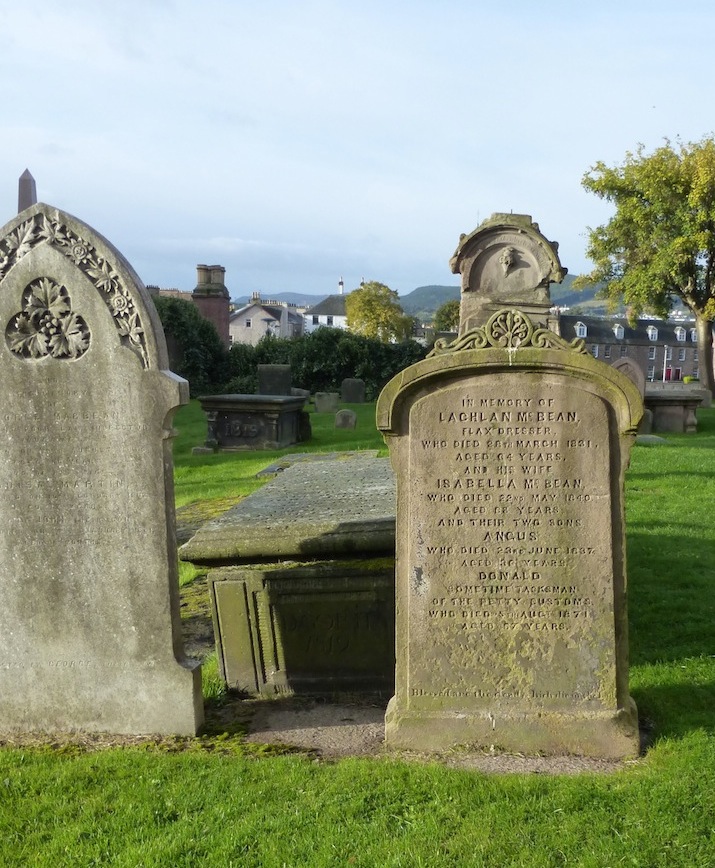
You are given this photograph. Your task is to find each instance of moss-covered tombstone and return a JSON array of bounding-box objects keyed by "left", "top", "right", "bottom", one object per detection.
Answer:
[{"left": 377, "top": 215, "right": 643, "bottom": 758}]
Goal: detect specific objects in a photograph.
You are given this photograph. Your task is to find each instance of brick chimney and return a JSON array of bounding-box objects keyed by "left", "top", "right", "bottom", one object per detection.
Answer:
[{"left": 191, "top": 264, "right": 230, "bottom": 347}]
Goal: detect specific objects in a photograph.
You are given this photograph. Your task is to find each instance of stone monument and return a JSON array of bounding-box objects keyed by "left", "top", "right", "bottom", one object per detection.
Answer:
[
  {"left": 258, "top": 364, "right": 292, "bottom": 396},
  {"left": 0, "top": 200, "right": 203, "bottom": 735},
  {"left": 377, "top": 214, "right": 643, "bottom": 758}
]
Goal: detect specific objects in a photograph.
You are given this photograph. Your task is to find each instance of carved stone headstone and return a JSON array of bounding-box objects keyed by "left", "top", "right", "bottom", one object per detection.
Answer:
[
  {"left": 0, "top": 202, "right": 203, "bottom": 735},
  {"left": 377, "top": 216, "right": 642, "bottom": 758},
  {"left": 450, "top": 213, "right": 566, "bottom": 334}
]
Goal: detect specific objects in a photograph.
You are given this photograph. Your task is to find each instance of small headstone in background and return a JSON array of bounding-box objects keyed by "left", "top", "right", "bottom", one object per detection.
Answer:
[
  {"left": 257, "top": 364, "right": 292, "bottom": 395},
  {"left": 0, "top": 200, "right": 203, "bottom": 736},
  {"left": 335, "top": 409, "right": 357, "bottom": 429},
  {"left": 314, "top": 391, "right": 340, "bottom": 413},
  {"left": 341, "top": 377, "right": 366, "bottom": 403}
]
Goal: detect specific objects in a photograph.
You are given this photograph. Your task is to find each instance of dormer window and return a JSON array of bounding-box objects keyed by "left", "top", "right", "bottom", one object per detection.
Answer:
[
  {"left": 613, "top": 324, "right": 624, "bottom": 339},
  {"left": 690, "top": 328, "right": 697, "bottom": 342},
  {"left": 675, "top": 327, "right": 686, "bottom": 342},
  {"left": 646, "top": 325, "right": 658, "bottom": 340},
  {"left": 575, "top": 321, "right": 587, "bottom": 338}
]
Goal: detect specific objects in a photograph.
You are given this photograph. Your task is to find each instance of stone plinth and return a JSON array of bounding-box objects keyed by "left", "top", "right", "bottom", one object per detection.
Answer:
[
  {"left": 377, "top": 308, "right": 643, "bottom": 759},
  {"left": 198, "top": 393, "right": 307, "bottom": 450},
  {"left": 0, "top": 203, "right": 203, "bottom": 735},
  {"left": 180, "top": 457, "right": 396, "bottom": 696}
]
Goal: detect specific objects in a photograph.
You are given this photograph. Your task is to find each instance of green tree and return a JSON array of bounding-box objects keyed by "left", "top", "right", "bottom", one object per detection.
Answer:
[
  {"left": 153, "top": 296, "right": 230, "bottom": 396},
  {"left": 433, "top": 298, "right": 460, "bottom": 331},
  {"left": 345, "top": 281, "right": 413, "bottom": 343},
  {"left": 580, "top": 136, "right": 715, "bottom": 392}
]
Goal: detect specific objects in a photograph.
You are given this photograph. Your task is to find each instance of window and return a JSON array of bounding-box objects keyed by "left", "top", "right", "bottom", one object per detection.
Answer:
[
  {"left": 326, "top": 315, "right": 334, "bottom": 326},
  {"left": 647, "top": 325, "right": 658, "bottom": 340},
  {"left": 690, "top": 328, "right": 697, "bottom": 342},
  {"left": 312, "top": 315, "right": 319, "bottom": 325},
  {"left": 613, "top": 324, "right": 624, "bottom": 339},
  {"left": 575, "top": 321, "right": 587, "bottom": 338},
  {"left": 647, "top": 366, "right": 655, "bottom": 380},
  {"left": 678, "top": 348, "right": 686, "bottom": 361},
  {"left": 620, "top": 345, "right": 628, "bottom": 357},
  {"left": 666, "top": 347, "right": 672, "bottom": 360},
  {"left": 694, "top": 348, "right": 699, "bottom": 361},
  {"left": 675, "top": 327, "right": 686, "bottom": 341},
  {"left": 648, "top": 346, "right": 656, "bottom": 360},
  {"left": 589, "top": 345, "right": 599, "bottom": 358},
  {"left": 694, "top": 367, "right": 699, "bottom": 379},
  {"left": 245, "top": 318, "right": 251, "bottom": 328},
  {"left": 604, "top": 345, "right": 611, "bottom": 359}
]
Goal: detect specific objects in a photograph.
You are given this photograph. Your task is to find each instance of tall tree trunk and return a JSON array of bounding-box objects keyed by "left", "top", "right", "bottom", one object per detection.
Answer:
[{"left": 695, "top": 313, "right": 715, "bottom": 395}]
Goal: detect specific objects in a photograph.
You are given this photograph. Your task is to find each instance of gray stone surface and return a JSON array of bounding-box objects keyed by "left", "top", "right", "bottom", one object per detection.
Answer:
[
  {"left": 378, "top": 221, "right": 642, "bottom": 759},
  {"left": 314, "top": 391, "right": 340, "bottom": 413},
  {"left": 180, "top": 457, "right": 395, "bottom": 563},
  {"left": 257, "top": 364, "right": 292, "bottom": 395},
  {"left": 341, "top": 377, "right": 366, "bottom": 403},
  {"left": 335, "top": 409, "right": 357, "bottom": 429},
  {"left": 0, "top": 202, "right": 203, "bottom": 735}
]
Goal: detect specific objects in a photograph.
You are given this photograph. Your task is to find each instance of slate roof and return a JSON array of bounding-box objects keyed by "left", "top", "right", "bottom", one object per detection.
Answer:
[
  {"left": 559, "top": 314, "right": 696, "bottom": 345},
  {"left": 303, "top": 294, "right": 347, "bottom": 316}
]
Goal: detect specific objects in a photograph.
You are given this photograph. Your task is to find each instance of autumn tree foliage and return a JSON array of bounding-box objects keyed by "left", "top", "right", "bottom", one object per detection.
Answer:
[
  {"left": 580, "top": 136, "right": 715, "bottom": 392},
  {"left": 433, "top": 298, "right": 460, "bottom": 332},
  {"left": 345, "top": 281, "right": 413, "bottom": 343}
]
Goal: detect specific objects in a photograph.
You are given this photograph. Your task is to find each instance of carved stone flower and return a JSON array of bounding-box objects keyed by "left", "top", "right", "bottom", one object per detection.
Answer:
[
  {"left": 111, "top": 293, "right": 131, "bottom": 316},
  {"left": 68, "top": 240, "right": 90, "bottom": 264}
]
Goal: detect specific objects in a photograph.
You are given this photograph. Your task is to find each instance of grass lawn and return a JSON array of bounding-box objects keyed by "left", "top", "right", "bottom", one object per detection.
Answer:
[{"left": 0, "top": 402, "right": 714, "bottom": 867}]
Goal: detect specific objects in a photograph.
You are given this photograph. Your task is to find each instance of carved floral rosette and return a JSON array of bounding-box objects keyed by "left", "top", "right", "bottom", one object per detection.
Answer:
[
  {"left": 0, "top": 210, "right": 147, "bottom": 366},
  {"left": 428, "top": 308, "right": 586, "bottom": 357}
]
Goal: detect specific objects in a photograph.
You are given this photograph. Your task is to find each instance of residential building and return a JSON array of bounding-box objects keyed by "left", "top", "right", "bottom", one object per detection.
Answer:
[
  {"left": 557, "top": 314, "right": 701, "bottom": 382},
  {"left": 229, "top": 292, "right": 305, "bottom": 346},
  {"left": 303, "top": 294, "right": 348, "bottom": 334}
]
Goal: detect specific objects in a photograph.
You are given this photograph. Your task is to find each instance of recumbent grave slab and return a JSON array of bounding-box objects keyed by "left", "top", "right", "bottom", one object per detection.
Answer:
[
  {"left": 0, "top": 202, "right": 203, "bottom": 735},
  {"left": 376, "top": 214, "right": 642, "bottom": 758},
  {"left": 180, "top": 457, "right": 395, "bottom": 696}
]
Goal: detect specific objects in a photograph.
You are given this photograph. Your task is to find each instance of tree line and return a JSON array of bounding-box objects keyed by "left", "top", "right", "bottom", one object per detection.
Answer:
[{"left": 154, "top": 295, "right": 426, "bottom": 399}]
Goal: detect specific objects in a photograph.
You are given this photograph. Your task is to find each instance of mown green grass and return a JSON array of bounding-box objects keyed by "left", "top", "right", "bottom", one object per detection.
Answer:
[
  {"left": 0, "top": 404, "right": 714, "bottom": 867},
  {"left": 172, "top": 400, "right": 387, "bottom": 509}
]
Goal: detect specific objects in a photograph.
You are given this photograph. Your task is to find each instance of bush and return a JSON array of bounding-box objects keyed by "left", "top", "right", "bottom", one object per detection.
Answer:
[{"left": 227, "top": 328, "right": 428, "bottom": 398}]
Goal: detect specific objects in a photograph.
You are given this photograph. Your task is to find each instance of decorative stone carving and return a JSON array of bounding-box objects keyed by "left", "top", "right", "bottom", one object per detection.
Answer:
[
  {"left": 6, "top": 277, "right": 90, "bottom": 360},
  {"left": 0, "top": 208, "right": 147, "bottom": 366}
]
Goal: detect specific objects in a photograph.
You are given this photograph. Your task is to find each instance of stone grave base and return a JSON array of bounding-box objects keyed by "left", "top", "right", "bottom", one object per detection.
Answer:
[
  {"left": 384, "top": 696, "right": 640, "bottom": 759},
  {"left": 209, "top": 559, "right": 395, "bottom": 697}
]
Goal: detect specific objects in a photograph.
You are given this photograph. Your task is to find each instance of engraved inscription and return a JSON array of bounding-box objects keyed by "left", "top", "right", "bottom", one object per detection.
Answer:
[{"left": 407, "top": 378, "right": 614, "bottom": 709}]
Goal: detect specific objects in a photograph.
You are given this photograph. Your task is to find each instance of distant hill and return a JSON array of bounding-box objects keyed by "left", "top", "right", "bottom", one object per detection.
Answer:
[
  {"left": 398, "top": 276, "right": 608, "bottom": 323},
  {"left": 231, "top": 276, "right": 609, "bottom": 322},
  {"left": 399, "top": 285, "right": 460, "bottom": 321}
]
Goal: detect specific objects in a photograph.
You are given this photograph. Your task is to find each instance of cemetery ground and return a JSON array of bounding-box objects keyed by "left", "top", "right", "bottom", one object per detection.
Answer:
[{"left": 1, "top": 402, "right": 714, "bottom": 866}]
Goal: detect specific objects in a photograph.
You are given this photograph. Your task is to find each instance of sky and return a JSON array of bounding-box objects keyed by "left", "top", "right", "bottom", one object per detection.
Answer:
[{"left": 2, "top": 1, "right": 714, "bottom": 300}]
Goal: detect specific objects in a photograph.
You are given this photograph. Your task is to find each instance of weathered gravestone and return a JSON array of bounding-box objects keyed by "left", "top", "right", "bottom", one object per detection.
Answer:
[
  {"left": 377, "top": 214, "right": 643, "bottom": 758},
  {"left": 341, "top": 377, "right": 366, "bottom": 403},
  {"left": 335, "top": 409, "right": 357, "bottom": 430},
  {"left": 0, "top": 201, "right": 203, "bottom": 735},
  {"left": 258, "top": 363, "right": 292, "bottom": 396},
  {"left": 314, "top": 391, "right": 340, "bottom": 413}
]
